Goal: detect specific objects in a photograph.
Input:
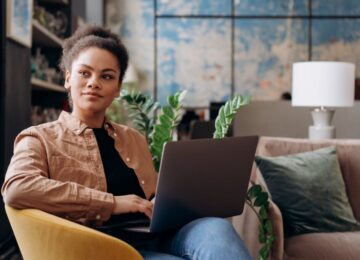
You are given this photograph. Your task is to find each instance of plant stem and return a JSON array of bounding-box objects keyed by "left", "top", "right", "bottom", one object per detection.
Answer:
[{"left": 245, "top": 199, "right": 262, "bottom": 221}]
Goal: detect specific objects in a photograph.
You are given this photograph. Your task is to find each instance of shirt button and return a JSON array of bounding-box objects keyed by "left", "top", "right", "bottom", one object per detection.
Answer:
[
  {"left": 95, "top": 214, "right": 101, "bottom": 220},
  {"left": 141, "top": 180, "right": 145, "bottom": 185},
  {"left": 125, "top": 157, "right": 130, "bottom": 162}
]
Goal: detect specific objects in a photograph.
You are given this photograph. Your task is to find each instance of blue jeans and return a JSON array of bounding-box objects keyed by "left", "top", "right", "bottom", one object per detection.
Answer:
[{"left": 138, "top": 217, "right": 252, "bottom": 260}]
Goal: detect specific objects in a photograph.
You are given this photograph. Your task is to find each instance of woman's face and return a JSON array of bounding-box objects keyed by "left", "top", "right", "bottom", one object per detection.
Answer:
[{"left": 65, "top": 47, "right": 121, "bottom": 116}]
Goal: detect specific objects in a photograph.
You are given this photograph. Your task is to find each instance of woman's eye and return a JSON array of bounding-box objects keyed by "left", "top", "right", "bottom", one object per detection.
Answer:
[
  {"left": 102, "top": 74, "right": 114, "bottom": 80},
  {"left": 78, "top": 71, "right": 89, "bottom": 77}
]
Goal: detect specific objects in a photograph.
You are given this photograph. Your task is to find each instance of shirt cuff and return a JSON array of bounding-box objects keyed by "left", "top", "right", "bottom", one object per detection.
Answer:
[{"left": 86, "top": 190, "right": 114, "bottom": 221}]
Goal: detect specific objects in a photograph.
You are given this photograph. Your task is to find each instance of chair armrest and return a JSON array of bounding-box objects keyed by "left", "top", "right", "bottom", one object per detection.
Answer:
[{"left": 5, "top": 206, "right": 143, "bottom": 260}]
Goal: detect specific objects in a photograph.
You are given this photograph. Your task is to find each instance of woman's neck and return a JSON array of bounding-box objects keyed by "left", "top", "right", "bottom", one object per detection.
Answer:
[{"left": 71, "top": 109, "right": 105, "bottom": 128}]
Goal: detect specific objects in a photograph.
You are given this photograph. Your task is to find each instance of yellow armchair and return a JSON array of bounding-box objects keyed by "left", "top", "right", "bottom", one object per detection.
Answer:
[{"left": 5, "top": 205, "right": 143, "bottom": 260}]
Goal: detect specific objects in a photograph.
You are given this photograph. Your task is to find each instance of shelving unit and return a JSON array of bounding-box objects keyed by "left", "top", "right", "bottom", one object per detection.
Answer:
[
  {"left": 0, "top": 1, "right": 86, "bottom": 257},
  {"left": 31, "top": 0, "right": 70, "bottom": 111},
  {"left": 32, "top": 20, "right": 63, "bottom": 47},
  {"left": 31, "top": 77, "right": 66, "bottom": 93},
  {"left": 40, "top": 0, "right": 69, "bottom": 4}
]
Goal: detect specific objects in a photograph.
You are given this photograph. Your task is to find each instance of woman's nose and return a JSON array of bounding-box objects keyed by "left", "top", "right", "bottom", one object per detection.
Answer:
[{"left": 87, "top": 76, "right": 101, "bottom": 89}]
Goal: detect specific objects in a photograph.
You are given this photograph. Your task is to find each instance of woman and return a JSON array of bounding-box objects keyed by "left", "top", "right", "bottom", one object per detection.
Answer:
[{"left": 2, "top": 26, "right": 251, "bottom": 260}]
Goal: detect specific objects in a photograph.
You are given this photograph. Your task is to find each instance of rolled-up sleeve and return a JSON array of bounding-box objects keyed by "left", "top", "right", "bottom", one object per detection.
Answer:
[{"left": 1, "top": 131, "right": 115, "bottom": 223}]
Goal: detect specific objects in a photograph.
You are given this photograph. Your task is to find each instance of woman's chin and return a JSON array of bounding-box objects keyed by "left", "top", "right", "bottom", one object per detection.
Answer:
[{"left": 77, "top": 104, "right": 106, "bottom": 115}]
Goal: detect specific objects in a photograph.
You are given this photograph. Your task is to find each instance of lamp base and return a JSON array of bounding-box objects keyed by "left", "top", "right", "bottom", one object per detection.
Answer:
[
  {"left": 309, "top": 126, "right": 335, "bottom": 140},
  {"left": 308, "top": 108, "right": 336, "bottom": 140}
]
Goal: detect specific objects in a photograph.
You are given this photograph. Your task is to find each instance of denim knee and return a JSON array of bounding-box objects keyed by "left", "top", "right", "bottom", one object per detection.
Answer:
[
  {"left": 184, "top": 217, "right": 235, "bottom": 237},
  {"left": 169, "top": 217, "right": 252, "bottom": 260}
]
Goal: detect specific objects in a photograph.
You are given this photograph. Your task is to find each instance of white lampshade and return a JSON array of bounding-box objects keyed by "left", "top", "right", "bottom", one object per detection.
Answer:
[{"left": 292, "top": 61, "right": 355, "bottom": 107}]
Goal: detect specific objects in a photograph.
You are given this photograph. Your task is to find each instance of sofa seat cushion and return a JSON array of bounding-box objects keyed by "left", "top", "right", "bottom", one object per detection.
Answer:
[{"left": 285, "top": 231, "right": 360, "bottom": 260}]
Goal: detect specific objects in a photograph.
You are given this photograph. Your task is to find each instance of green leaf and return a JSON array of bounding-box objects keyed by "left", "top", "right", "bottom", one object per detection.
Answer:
[
  {"left": 259, "top": 225, "right": 266, "bottom": 243},
  {"left": 168, "top": 95, "right": 177, "bottom": 108},
  {"left": 267, "top": 234, "right": 275, "bottom": 245},
  {"left": 159, "top": 114, "right": 173, "bottom": 126},
  {"left": 259, "top": 245, "right": 269, "bottom": 260},
  {"left": 254, "top": 192, "right": 269, "bottom": 207},
  {"left": 162, "top": 106, "right": 175, "bottom": 118},
  {"left": 264, "top": 219, "right": 273, "bottom": 234},
  {"left": 247, "top": 185, "right": 261, "bottom": 199},
  {"left": 224, "top": 102, "right": 231, "bottom": 116},
  {"left": 212, "top": 95, "right": 250, "bottom": 140},
  {"left": 259, "top": 205, "right": 268, "bottom": 220},
  {"left": 178, "top": 90, "right": 187, "bottom": 103}
]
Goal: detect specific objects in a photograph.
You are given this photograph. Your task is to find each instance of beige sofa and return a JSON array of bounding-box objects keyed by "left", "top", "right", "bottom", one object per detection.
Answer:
[{"left": 231, "top": 136, "right": 360, "bottom": 260}]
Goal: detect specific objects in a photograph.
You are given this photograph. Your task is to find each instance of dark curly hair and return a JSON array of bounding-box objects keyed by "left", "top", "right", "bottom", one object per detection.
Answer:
[{"left": 59, "top": 25, "right": 129, "bottom": 83}]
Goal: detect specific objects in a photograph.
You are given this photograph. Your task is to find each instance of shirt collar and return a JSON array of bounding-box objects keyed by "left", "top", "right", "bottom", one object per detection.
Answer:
[{"left": 59, "top": 111, "right": 116, "bottom": 135}]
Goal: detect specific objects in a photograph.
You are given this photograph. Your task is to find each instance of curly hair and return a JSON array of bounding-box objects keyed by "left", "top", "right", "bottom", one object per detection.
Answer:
[{"left": 59, "top": 25, "right": 129, "bottom": 83}]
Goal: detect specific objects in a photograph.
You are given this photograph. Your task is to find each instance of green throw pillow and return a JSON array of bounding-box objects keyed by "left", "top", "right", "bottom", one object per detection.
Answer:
[{"left": 255, "top": 146, "right": 360, "bottom": 237}]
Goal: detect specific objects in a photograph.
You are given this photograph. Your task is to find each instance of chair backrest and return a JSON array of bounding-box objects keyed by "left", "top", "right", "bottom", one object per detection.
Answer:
[{"left": 5, "top": 205, "right": 143, "bottom": 260}]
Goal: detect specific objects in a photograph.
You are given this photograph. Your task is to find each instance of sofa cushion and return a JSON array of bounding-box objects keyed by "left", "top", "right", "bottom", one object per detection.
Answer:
[
  {"left": 285, "top": 231, "right": 360, "bottom": 260},
  {"left": 255, "top": 146, "right": 360, "bottom": 237}
]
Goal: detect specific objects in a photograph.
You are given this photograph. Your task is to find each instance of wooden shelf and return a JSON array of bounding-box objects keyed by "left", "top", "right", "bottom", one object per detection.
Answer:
[
  {"left": 31, "top": 77, "right": 67, "bottom": 93},
  {"left": 39, "top": 0, "right": 69, "bottom": 4},
  {"left": 32, "top": 20, "right": 63, "bottom": 47}
]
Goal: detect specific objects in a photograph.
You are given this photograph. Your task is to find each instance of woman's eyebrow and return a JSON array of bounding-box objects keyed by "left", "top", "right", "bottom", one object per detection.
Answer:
[{"left": 78, "top": 64, "right": 117, "bottom": 73}]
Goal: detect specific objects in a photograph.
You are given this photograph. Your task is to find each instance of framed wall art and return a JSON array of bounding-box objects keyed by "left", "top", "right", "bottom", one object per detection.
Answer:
[{"left": 6, "top": 0, "right": 33, "bottom": 48}]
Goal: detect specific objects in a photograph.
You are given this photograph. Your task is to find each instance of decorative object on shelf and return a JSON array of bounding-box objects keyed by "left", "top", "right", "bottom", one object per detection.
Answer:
[
  {"left": 292, "top": 61, "right": 355, "bottom": 140},
  {"left": 31, "top": 48, "right": 48, "bottom": 80},
  {"left": 53, "top": 11, "right": 68, "bottom": 37},
  {"left": 6, "top": 0, "right": 33, "bottom": 47},
  {"left": 31, "top": 48, "right": 64, "bottom": 85},
  {"left": 33, "top": 4, "right": 68, "bottom": 38}
]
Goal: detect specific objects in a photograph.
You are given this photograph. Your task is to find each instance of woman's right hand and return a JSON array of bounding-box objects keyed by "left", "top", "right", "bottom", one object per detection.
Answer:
[{"left": 113, "top": 195, "right": 153, "bottom": 219}]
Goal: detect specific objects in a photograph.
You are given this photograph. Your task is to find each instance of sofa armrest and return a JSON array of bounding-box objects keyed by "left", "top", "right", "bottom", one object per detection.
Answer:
[
  {"left": 268, "top": 200, "right": 284, "bottom": 260},
  {"left": 231, "top": 196, "right": 284, "bottom": 260}
]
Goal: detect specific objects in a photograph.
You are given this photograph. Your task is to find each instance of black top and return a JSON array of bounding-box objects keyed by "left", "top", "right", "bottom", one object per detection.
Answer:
[{"left": 93, "top": 128, "right": 147, "bottom": 226}]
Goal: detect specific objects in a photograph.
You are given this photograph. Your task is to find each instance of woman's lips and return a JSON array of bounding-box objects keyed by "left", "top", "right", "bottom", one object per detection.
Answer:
[{"left": 82, "top": 92, "right": 103, "bottom": 98}]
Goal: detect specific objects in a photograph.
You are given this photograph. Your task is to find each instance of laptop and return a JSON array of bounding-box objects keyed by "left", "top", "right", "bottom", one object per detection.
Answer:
[{"left": 124, "top": 135, "right": 258, "bottom": 233}]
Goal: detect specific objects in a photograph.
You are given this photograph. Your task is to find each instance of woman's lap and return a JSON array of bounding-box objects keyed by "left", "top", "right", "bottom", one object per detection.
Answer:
[{"left": 138, "top": 217, "right": 251, "bottom": 260}]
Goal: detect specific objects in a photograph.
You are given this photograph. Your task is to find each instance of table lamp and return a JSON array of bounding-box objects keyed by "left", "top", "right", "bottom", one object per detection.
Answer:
[{"left": 292, "top": 61, "right": 355, "bottom": 140}]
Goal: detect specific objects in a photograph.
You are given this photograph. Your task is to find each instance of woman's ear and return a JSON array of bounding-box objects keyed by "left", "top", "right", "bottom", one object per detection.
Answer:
[{"left": 64, "top": 70, "right": 70, "bottom": 90}]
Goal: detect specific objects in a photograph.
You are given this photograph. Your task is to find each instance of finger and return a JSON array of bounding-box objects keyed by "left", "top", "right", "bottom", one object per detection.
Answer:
[
  {"left": 138, "top": 203, "right": 153, "bottom": 219},
  {"left": 137, "top": 198, "right": 153, "bottom": 209}
]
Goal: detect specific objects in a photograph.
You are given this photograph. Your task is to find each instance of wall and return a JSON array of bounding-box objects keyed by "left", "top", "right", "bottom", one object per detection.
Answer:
[{"left": 106, "top": 0, "right": 360, "bottom": 107}]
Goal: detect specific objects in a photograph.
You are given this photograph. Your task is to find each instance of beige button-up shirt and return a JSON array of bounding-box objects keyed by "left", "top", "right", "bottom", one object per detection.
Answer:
[{"left": 2, "top": 111, "right": 157, "bottom": 226}]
